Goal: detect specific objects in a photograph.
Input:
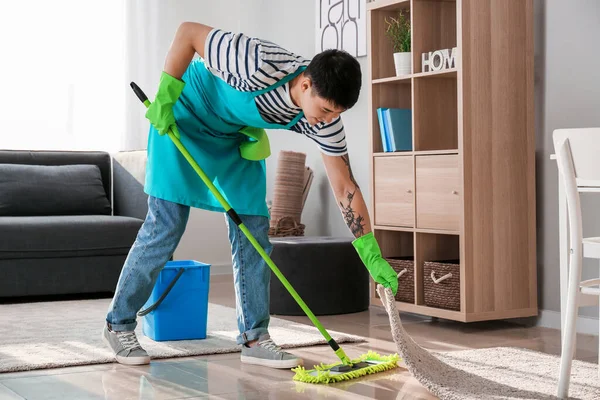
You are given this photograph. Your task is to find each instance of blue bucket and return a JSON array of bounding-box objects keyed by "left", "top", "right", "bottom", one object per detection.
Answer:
[{"left": 139, "top": 260, "right": 210, "bottom": 341}]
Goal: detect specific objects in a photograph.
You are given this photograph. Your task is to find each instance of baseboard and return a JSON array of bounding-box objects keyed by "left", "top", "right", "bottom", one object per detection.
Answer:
[
  {"left": 210, "top": 263, "right": 232, "bottom": 275},
  {"left": 535, "top": 309, "right": 599, "bottom": 336}
]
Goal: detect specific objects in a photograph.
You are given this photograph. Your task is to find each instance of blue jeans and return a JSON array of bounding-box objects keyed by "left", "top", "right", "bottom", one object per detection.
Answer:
[{"left": 106, "top": 195, "right": 272, "bottom": 345}]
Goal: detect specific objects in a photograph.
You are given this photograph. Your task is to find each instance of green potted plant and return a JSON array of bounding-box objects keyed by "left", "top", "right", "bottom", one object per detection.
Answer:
[{"left": 385, "top": 10, "right": 411, "bottom": 76}]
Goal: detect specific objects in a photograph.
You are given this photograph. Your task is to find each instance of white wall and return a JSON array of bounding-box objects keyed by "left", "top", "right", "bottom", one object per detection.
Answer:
[{"left": 537, "top": 0, "right": 600, "bottom": 323}]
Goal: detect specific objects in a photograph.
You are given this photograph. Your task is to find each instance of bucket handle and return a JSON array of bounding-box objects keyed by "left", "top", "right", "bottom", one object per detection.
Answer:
[{"left": 137, "top": 268, "right": 185, "bottom": 317}]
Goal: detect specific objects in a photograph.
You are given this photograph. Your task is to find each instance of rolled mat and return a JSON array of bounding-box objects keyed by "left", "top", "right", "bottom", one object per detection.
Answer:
[{"left": 269, "top": 151, "right": 306, "bottom": 235}]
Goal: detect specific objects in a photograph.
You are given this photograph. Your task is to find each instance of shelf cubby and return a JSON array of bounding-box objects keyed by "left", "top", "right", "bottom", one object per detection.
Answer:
[
  {"left": 413, "top": 75, "right": 458, "bottom": 151},
  {"left": 367, "top": 0, "right": 411, "bottom": 12},
  {"left": 375, "top": 229, "right": 414, "bottom": 259},
  {"left": 368, "top": 2, "right": 411, "bottom": 81},
  {"left": 412, "top": 0, "right": 457, "bottom": 74},
  {"left": 373, "top": 229, "right": 415, "bottom": 304},
  {"left": 415, "top": 232, "right": 460, "bottom": 308},
  {"left": 371, "top": 81, "right": 412, "bottom": 153}
]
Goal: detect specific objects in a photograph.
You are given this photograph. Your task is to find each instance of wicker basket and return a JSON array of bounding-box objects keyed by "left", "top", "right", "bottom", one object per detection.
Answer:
[
  {"left": 423, "top": 259, "right": 460, "bottom": 311},
  {"left": 268, "top": 216, "right": 305, "bottom": 237},
  {"left": 375, "top": 256, "right": 414, "bottom": 304}
]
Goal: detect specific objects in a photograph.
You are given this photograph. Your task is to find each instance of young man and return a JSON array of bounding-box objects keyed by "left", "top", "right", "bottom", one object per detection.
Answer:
[{"left": 103, "top": 22, "right": 399, "bottom": 369}]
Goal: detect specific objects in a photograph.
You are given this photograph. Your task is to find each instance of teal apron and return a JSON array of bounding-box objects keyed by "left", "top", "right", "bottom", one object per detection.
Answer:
[{"left": 144, "top": 59, "right": 305, "bottom": 218}]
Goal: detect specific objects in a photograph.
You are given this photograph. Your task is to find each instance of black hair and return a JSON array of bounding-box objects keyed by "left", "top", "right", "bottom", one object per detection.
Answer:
[{"left": 304, "top": 49, "right": 362, "bottom": 110}]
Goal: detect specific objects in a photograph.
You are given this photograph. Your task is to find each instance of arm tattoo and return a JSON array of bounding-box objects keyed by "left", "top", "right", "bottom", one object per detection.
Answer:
[
  {"left": 337, "top": 154, "right": 365, "bottom": 236},
  {"left": 341, "top": 154, "right": 359, "bottom": 189},
  {"left": 340, "top": 189, "right": 365, "bottom": 236}
]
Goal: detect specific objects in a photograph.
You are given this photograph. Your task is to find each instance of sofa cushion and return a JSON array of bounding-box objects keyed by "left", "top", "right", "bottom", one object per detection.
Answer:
[
  {"left": 0, "top": 215, "right": 143, "bottom": 259},
  {"left": 0, "top": 150, "right": 112, "bottom": 204},
  {"left": 0, "top": 164, "right": 111, "bottom": 216}
]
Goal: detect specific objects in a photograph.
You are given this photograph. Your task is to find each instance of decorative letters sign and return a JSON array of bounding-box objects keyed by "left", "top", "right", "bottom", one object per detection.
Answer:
[
  {"left": 422, "top": 47, "right": 457, "bottom": 72},
  {"left": 316, "top": 0, "right": 366, "bottom": 58}
]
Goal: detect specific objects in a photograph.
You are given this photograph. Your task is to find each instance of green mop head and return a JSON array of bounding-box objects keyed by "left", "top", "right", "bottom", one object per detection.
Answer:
[{"left": 291, "top": 350, "right": 400, "bottom": 384}]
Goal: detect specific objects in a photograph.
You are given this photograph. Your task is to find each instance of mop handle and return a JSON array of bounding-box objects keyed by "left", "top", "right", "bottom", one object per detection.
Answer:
[{"left": 130, "top": 82, "right": 352, "bottom": 365}]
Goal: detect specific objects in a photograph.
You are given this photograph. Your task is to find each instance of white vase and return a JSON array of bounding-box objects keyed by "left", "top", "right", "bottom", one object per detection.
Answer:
[{"left": 393, "top": 52, "right": 412, "bottom": 76}]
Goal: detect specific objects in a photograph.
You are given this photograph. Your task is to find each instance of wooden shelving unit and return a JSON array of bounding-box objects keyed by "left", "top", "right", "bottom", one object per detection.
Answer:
[{"left": 367, "top": 0, "right": 537, "bottom": 322}]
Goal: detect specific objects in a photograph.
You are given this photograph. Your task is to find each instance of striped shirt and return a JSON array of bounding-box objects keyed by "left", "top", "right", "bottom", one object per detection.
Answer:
[{"left": 203, "top": 28, "right": 347, "bottom": 156}]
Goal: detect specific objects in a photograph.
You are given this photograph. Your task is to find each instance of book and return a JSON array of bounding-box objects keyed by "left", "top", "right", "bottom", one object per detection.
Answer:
[
  {"left": 376, "top": 107, "right": 390, "bottom": 152},
  {"left": 383, "top": 108, "right": 412, "bottom": 152}
]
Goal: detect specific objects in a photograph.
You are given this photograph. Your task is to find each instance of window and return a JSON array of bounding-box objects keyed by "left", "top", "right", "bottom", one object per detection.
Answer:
[{"left": 0, "top": 1, "right": 126, "bottom": 152}]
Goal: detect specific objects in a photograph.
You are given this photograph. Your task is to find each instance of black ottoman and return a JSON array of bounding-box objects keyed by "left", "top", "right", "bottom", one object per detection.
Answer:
[{"left": 268, "top": 236, "right": 370, "bottom": 316}]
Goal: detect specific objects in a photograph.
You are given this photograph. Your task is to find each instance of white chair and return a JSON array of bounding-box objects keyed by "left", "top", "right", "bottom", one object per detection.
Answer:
[{"left": 553, "top": 128, "right": 600, "bottom": 398}]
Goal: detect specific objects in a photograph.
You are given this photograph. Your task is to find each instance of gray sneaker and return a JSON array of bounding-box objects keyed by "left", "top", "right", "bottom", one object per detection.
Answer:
[
  {"left": 240, "top": 334, "right": 303, "bottom": 369},
  {"left": 102, "top": 323, "right": 150, "bottom": 365}
]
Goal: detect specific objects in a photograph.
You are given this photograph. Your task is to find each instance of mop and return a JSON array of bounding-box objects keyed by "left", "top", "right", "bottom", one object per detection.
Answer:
[{"left": 130, "top": 82, "right": 399, "bottom": 384}]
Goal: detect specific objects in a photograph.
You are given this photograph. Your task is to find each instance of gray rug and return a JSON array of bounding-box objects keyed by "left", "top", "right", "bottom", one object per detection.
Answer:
[
  {"left": 0, "top": 298, "right": 364, "bottom": 373},
  {"left": 377, "top": 285, "right": 600, "bottom": 400}
]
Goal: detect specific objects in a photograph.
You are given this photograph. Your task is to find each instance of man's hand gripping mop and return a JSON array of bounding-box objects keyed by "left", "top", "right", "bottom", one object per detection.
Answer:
[{"left": 131, "top": 82, "right": 399, "bottom": 384}]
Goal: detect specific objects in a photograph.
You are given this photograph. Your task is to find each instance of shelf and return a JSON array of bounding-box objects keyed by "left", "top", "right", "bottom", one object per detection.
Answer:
[
  {"left": 371, "top": 296, "right": 465, "bottom": 321},
  {"left": 368, "top": 0, "right": 537, "bottom": 323},
  {"left": 374, "top": 225, "right": 414, "bottom": 232},
  {"left": 367, "top": 0, "right": 410, "bottom": 12},
  {"left": 413, "top": 68, "right": 457, "bottom": 79},
  {"left": 415, "top": 149, "right": 458, "bottom": 155},
  {"left": 372, "top": 297, "right": 539, "bottom": 322},
  {"left": 373, "top": 149, "right": 458, "bottom": 157},
  {"left": 372, "top": 69, "right": 456, "bottom": 85},
  {"left": 416, "top": 227, "right": 459, "bottom": 235},
  {"left": 374, "top": 151, "right": 412, "bottom": 157},
  {"left": 372, "top": 75, "right": 411, "bottom": 85},
  {"left": 374, "top": 225, "right": 460, "bottom": 235}
]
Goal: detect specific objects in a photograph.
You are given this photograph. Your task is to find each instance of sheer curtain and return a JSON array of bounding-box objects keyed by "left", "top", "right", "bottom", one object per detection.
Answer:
[
  {"left": 0, "top": 1, "right": 128, "bottom": 152},
  {"left": 0, "top": 1, "right": 256, "bottom": 154}
]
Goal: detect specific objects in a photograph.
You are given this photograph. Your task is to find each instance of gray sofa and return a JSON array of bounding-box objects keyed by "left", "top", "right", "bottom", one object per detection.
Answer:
[{"left": 0, "top": 150, "right": 149, "bottom": 298}]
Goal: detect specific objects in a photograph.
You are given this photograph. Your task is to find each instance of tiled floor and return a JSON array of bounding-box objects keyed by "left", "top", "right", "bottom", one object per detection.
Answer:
[{"left": 0, "top": 274, "right": 597, "bottom": 399}]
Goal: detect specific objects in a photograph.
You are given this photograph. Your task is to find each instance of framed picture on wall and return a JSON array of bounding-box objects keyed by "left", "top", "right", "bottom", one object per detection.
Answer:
[{"left": 316, "top": 0, "right": 367, "bottom": 58}]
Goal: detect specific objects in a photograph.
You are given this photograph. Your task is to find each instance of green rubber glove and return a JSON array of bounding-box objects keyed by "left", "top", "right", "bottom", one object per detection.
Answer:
[
  {"left": 238, "top": 126, "right": 271, "bottom": 160},
  {"left": 352, "top": 232, "right": 399, "bottom": 295},
  {"left": 145, "top": 71, "right": 185, "bottom": 139}
]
